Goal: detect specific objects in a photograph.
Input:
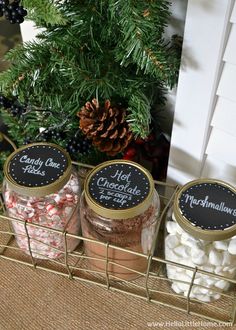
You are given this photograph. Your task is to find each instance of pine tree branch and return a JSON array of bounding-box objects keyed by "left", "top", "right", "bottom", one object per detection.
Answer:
[
  {"left": 126, "top": 92, "right": 151, "bottom": 139},
  {"left": 22, "top": 0, "right": 67, "bottom": 26},
  {"left": 109, "top": 0, "right": 180, "bottom": 87}
]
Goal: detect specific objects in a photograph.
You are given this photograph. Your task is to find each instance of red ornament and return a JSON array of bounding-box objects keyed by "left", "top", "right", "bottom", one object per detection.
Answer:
[
  {"left": 134, "top": 137, "right": 145, "bottom": 145},
  {"left": 123, "top": 154, "right": 134, "bottom": 161},
  {"left": 124, "top": 147, "right": 136, "bottom": 158}
]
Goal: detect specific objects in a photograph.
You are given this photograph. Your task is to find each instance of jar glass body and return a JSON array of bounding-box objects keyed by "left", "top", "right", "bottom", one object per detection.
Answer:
[
  {"left": 165, "top": 209, "right": 236, "bottom": 302},
  {"left": 80, "top": 190, "right": 160, "bottom": 281},
  {"left": 3, "top": 167, "right": 81, "bottom": 259}
]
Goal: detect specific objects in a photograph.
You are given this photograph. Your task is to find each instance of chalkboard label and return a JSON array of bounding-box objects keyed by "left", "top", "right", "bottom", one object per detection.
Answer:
[
  {"left": 7, "top": 144, "right": 69, "bottom": 187},
  {"left": 179, "top": 181, "right": 236, "bottom": 230},
  {"left": 88, "top": 162, "right": 151, "bottom": 209}
]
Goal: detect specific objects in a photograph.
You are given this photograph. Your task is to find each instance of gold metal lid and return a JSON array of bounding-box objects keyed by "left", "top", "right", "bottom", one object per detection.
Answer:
[
  {"left": 174, "top": 178, "right": 236, "bottom": 241},
  {"left": 84, "top": 159, "right": 155, "bottom": 219},
  {"left": 4, "top": 142, "right": 72, "bottom": 197}
]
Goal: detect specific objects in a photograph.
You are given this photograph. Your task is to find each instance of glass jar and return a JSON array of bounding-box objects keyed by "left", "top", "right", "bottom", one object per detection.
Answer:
[
  {"left": 165, "top": 179, "right": 236, "bottom": 302},
  {"left": 3, "top": 143, "right": 81, "bottom": 259},
  {"left": 80, "top": 160, "right": 160, "bottom": 281}
]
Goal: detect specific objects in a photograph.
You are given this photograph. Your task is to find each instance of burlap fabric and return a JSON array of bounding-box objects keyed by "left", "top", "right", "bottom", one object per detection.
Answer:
[{"left": 0, "top": 255, "right": 234, "bottom": 330}]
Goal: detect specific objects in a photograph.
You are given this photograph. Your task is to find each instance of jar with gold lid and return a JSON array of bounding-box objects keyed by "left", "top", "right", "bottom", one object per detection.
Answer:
[
  {"left": 165, "top": 178, "right": 236, "bottom": 302},
  {"left": 2, "top": 143, "right": 81, "bottom": 259},
  {"left": 80, "top": 160, "right": 160, "bottom": 281}
]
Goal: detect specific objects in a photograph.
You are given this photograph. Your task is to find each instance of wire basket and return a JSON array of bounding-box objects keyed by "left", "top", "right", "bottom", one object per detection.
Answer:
[{"left": 0, "top": 161, "right": 236, "bottom": 326}]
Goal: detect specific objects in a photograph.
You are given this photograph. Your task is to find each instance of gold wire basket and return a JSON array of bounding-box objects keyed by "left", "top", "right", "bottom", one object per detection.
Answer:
[{"left": 0, "top": 161, "right": 236, "bottom": 326}]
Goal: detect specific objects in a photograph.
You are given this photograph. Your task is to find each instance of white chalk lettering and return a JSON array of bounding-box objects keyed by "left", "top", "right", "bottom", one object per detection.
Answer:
[
  {"left": 95, "top": 169, "right": 143, "bottom": 207},
  {"left": 183, "top": 193, "right": 236, "bottom": 217},
  {"left": 22, "top": 165, "right": 45, "bottom": 176},
  {"left": 19, "top": 155, "right": 60, "bottom": 176},
  {"left": 45, "top": 158, "right": 60, "bottom": 169}
]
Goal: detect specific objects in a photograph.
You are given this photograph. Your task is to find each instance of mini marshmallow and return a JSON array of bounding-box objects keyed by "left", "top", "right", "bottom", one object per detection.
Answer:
[
  {"left": 174, "top": 245, "right": 189, "bottom": 258},
  {"left": 195, "top": 295, "right": 211, "bottom": 302},
  {"left": 171, "top": 283, "right": 182, "bottom": 294},
  {"left": 209, "top": 250, "right": 223, "bottom": 266},
  {"left": 214, "top": 266, "right": 225, "bottom": 275},
  {"left": 213, "top": 240, "right": 228, "bottom": 251},
  {"left": 192, "top": 253, "right": 207, "bottom": 266},
  {"left": 228, "top": 267, "right": 236, "bottom": 275},
  {"left": 165, "top": 234, "right": 179, "bottom": 249},
  {"left": 176, "top": 282, "right": 190, "bottom": 292},
  {"left": 228, "top": 239, "right": 236, "bottom": 255},
  {"left": 190, "top": 248, "right": 208, "bottom": 265},
  {"left": 186, "top": 269, "right": 194, "bottom": 277},
  {"left": 165, "top": 246, "right": 178, "bottom": 262},
  {"left": 166, "top": 221, "right": 178, "bottom": 235},
  {"left": 202, "top": 265, "right": 215, "bottom": 273},
  {"left": 215, "top": 280, "right": 230, "bottom": 291},
  {"left": 222, "top": 251, "right": 233, "bottom": 265},
  {"left": 205, "top": 277, "right": 216, "bottom": 287},
  {"left": 212, "top": 293, "right": 221, "bottom": 300},
  {"left": 180, "top": 232, "right": 200, "bottom": 249}
]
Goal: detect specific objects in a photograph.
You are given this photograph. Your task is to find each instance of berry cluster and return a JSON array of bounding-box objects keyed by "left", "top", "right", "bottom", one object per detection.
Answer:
[
  {"left": 123, "top": 133, "right": 170, "bottom": 181},
  {"left": 0, "top": 94, "right": 27, "bottom": 117},
  {"left": 39, "top": 129, "right": 64, "bottom": 142},
  {"left": 66, "top": 135, "right": 92, "bottom": 156},
  {"left": 0, "top": 0, "right": 27, "bottom": 24}
]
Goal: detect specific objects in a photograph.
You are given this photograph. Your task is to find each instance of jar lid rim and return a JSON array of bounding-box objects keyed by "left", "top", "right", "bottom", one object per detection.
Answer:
[
  {"left": 173, "top": 178, "right": 236, "bottom": 241},
  {"left": 3, "top": 142, "right": 72, "bottom": 197}
]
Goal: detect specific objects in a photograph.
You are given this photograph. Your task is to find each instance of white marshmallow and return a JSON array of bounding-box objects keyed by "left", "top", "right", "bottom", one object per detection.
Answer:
[
  {"left": 195, "top": 295, "right": 211, "bottom": 302},
  {"left": 214, "top": 266, "right": 225, "bottom": 275},
  {"left": 174, "top": 245, "right": 189, "bottom": 258},
  {"left": 175, "top": 266, "right": 186, "bottom": 273},
  {"left": 194, "top": 277, "right": 203, "bottom": 285},
  {"left": 222, "top": 251, "right": 233, "bottom": 265},
  {"left": 186, "top": 269, "right": 194, "bottom": 277},
  {"left": 165, "top": 246, "right": 179, "bottom": 262},
  {"left": 205, "top": 277, "right": 216, "bottom": 287},
  {"left": 212, "top": 293, "right": 221, "bottom": 300},
  {"left": 190, "top": 249, "right": 207, "bottom": 265},
  {"left": 183, "top": 259, "right": 195, "bottom": 268},
  {"left": 202, "top": 265, "right": 215, "bottom": 273},
  {"left": 165, "top": 235, "right": 179, "bottom": 249},
  {"left": 167, "top": 266, "right": 177, "bottom": 278},
  {"left": 213, "top": 240, "right": 228, "bottom": 251},
  {"left": 176, "top": 282, "right": 190, "bottom": 292},
  {"left": 228, "top": 239, "right": 236, "bottom": 255},
  {"left": 180, "top": 232, "right": 200, "bottom": 249},
  {"left": 228, "top": 267, "right": 236, "bottom": 275},
  {"left": 166, "top": 221, "right": 178, "bottom": 235},
  {"left": 215, "top": 280, "right": 230, "bottom": 291},
  {"left": 192, "top": 253, "right": 207, "bottom": 266},
  {"left": 209, "top": 250, "right": 223, "bottom": 266},
  {"left": 171, "top": 283, "right": 182, "bottom": 294}
]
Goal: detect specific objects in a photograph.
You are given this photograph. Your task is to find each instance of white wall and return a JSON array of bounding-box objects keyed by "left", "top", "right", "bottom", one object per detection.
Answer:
[
  {"left": 20, "top": 20, "right": 42, "bottom": 43},
  {"left": 167, "top": 0, "right": 235, "bottom": 186}
]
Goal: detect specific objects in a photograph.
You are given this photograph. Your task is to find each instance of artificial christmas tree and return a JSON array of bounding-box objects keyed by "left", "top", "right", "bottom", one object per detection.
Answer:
[{"left": 0, "top": 0, "right": 182, "bottom": 179}]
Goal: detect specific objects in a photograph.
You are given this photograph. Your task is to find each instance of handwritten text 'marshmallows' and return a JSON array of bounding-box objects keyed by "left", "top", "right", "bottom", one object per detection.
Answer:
[{"left": 183, "top": 194, "right": 236, "bottom": 216}]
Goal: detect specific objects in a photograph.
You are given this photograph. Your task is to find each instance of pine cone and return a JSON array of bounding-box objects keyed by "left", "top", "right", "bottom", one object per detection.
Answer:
[{"left": 78, "top": 99, "right": 133, "bottom": 156}]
